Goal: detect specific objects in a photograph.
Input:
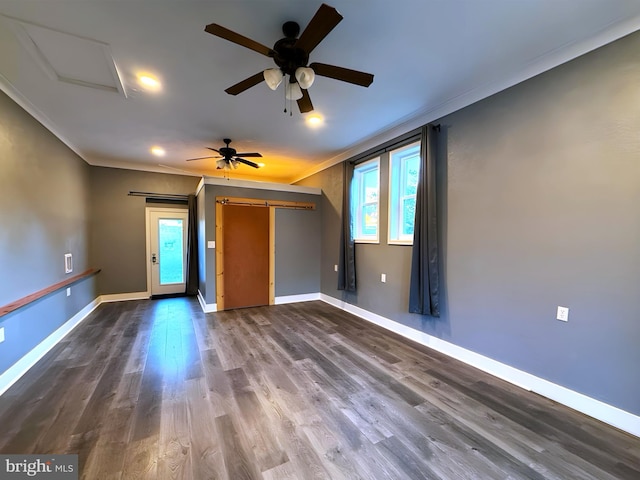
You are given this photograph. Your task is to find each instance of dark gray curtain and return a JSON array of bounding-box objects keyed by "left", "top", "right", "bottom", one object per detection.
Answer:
[
  {"left": 338, "top": 161, "right": 356, "bottom": 291},
  {"left": 409, "top": 124, "right": 440, "bottom": 316},
  {"left": 185, "top": 194, "right": 199, "bottom": 296}
]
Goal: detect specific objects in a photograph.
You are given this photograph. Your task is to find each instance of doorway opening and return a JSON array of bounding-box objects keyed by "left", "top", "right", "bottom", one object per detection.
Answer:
[{"left": 146, "top": 208, "right": 189, "bottom": 297}]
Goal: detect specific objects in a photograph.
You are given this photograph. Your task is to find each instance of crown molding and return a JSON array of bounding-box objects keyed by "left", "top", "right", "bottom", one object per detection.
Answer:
[{"left": 292, "top": 13, "right": 640, "bottom": 184}]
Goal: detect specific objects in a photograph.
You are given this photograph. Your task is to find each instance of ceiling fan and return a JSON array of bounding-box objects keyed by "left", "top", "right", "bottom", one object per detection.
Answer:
[
  {"left": 204, "top": 3, "right": 374, "bottom": 113},
  {"left": 186, "top": 138, "right": 263, "bottom": 170}
]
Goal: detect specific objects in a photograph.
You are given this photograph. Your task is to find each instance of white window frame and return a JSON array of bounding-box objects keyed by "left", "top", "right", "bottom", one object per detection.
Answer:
[
  {"left": 351, "top": 157, "right": 380, "bottom": 243},
  {"left": 388, "top": 141, "right": 420, "bottom": 245}
]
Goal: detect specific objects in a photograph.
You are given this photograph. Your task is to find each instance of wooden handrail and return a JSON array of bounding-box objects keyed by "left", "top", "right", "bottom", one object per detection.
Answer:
[{"left": 0, "top": 268, "right": 101, "bottom": 319}]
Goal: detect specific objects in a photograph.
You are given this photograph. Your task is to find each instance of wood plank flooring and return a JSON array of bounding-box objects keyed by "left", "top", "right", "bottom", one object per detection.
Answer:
[{"left": 0, "top": 298, "right": 638, "bottom": 479}]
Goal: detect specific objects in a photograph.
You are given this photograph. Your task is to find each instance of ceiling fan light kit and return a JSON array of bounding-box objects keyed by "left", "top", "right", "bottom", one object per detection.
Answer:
[
  {"left": 295, "top": 67, "right": 315, "bottom": 89},
  {"left": 285, "top": 81, "right": 303, "bottom": 101},
  {"left": 187, "top": 138, "right": 263, "bottom": 171},
  {"left": 204, "top": 3, "right": 374, "bottom": 114},
  {"left": 263, "top": 68, "right": 283, "bottom": 90}
]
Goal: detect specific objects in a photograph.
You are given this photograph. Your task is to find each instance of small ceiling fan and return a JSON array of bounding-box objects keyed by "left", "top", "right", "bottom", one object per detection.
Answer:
[
  {"left": 204, "top": 3, "right": 374, "bottom": 113},
  {"left": 186, "top": 138, "right": 263, "bottom": 170}
]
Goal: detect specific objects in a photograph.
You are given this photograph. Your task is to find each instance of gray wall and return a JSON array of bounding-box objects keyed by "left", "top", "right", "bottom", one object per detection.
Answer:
[
  {"left": 0, "top": 91, "right": 201, "bottom": 377},
  {"left": 275, "top": 208, "right": 320, "bottom": 296},
  {"left": 89, "top": 167, "right": 200, "bottom": 295},
  {"left": 305, "top": 164, "right": 344, "bottom": 296},
  {"left": 0, "top": 90, "right": 96, "bottom": 376},
  {"left": 201, "top": 184, "right": 321, "bottom": 304},
  {"left": 298, "top": 31, "right": 640, "bottom": 415}
]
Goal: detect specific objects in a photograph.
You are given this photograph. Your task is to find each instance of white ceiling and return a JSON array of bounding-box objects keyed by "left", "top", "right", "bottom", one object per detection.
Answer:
[{"left": 1, "top": 1, "right": 639, "bottom": 183}]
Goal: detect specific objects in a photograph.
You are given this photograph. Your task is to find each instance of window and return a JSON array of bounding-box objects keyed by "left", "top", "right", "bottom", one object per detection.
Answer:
[
  {"left": 389, "top": 141, "right": 420, "bottom": 244},
  {"left": 351, "top": 158, "right": 380, "bottom": 242}
]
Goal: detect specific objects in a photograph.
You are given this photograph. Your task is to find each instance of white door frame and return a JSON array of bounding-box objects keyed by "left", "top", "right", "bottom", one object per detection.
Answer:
[{"left": 145, "top": 207, "right": 189, "bottom": 296}]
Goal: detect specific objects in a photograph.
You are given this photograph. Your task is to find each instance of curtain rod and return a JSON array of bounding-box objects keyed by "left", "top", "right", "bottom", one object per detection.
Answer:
[
  {"left": 350, "top": 124, "right": 440, "bottom": 165},
  {"left": 128, "top": 191, "right": 190, "bottom": 200},
  {"left": 216, "top": 198, "right": 314, "bottom": 210},
  {"left": 350, "top": 128, "right": 421, "bottom": 165}
]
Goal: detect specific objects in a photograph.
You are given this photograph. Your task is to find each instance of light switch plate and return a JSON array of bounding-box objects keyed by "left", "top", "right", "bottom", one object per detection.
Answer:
[
  {"left": 334, "top": 264, "right": 338, "bottom": 272},
  {"left": 381, "top": 273, "right": 386, "bottom": 283},
  {"left": 207, "top": 241, "right": 215, "bottom": 249},
  {"left": 67, "top": 287, "right": 71, "bottom": 297},
  {"left": 0, "top": 327, "right": 5, "bottom": 343}
]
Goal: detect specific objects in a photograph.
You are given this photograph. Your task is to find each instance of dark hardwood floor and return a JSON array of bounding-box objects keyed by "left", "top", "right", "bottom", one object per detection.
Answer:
[{"left": 0, "top": 298, "right": 638, "bottom": 479}]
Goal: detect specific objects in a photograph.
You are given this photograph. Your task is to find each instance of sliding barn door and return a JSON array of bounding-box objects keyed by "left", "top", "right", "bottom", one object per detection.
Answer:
[{"left": 221, "top": 204, "right": 270, "bottom": 309}]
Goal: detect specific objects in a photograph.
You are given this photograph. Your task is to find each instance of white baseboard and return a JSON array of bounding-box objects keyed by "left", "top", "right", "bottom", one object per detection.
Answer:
[
  {"left": 4, "top": 290, "right": 637, "bottom": 437},
  {"left": 275, "top": 292, "right": 321, "bottom": 304},
  {"left": 0, "top": 297, "right": 101, "bottom": 397},
  {"left": 197, "top": 290, "right": 217, "bottom": 313},
  {"left": 98, "top": 291, "right": 149, "bottom": 303},
  {"left": 0, "top": 291, "right": 148, "bottom": 397},
  {"left": 320, "top": 294, "right": 640, "bottom": 439},
  {"left": 195, "top": 292, "right": 320, "bottom": 312}
]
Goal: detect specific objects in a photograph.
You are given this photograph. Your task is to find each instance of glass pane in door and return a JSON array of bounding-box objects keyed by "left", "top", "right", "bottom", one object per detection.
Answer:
[{"left": 158, "top": 218, "right": 184, "bottom": 285}]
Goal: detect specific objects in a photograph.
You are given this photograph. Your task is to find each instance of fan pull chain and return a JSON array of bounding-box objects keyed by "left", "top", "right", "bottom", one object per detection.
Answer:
[
  {"left": 289, "top": 74, "right": 293, "bottom": 116},
  {"left": 282, "top": 75, "right": 294, "bottom": 116},
  {"left": 283, "top": 74, "right": 287, "bottom": 114}
]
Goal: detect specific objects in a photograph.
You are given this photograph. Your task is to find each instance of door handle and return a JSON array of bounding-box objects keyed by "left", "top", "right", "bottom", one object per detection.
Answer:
[{"left": 152, "top": 253, "right": 158, "bottom": 264}]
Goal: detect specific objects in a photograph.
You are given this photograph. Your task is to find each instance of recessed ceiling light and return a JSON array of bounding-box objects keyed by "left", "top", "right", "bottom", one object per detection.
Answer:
[
  {"left": 306, "top": 113, "right": 324, "bottom": 128},
  {"left": 138, "top": 74, "right": 162, "bottom": 91},
  {"left": 150, "top": 146, "right": 165, "bottom": 157}
]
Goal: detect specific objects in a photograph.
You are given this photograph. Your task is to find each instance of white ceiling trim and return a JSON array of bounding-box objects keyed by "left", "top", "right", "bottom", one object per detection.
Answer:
[
  {"left": 88, "top": 157, "right": 201, "bottom": 177},
  {"left": 2, "top": 7, "right": 639, "bottom": 185},
  {"left": 291, "top": 12, "right": 640, "bottom": 184},
  {"left": 0, "top": 71, "right": 86, "bottom": 162},
  {"left": 203, "top": 176, "right": 321, "bottom": 195}
]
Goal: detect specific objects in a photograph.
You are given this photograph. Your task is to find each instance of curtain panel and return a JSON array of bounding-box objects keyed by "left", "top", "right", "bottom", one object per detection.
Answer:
[
  {"left": 338, "top": 161, "right": 356, "bottom": 291},
  {"left": 408, "top": 124, "right": 440, "bottom": 316},
  {"left": 185, "top": 194, "right": 199, "bottom": 296}
]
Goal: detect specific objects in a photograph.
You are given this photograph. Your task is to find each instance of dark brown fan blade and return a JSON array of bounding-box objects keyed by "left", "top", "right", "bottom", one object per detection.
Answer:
[
  {"left": 206, "top": 147, "right": 221, "bottom": 154},
  {"left": 225, "top": 72, "right": 265, "bottom": 95},
  {"left": 297, "top": 88, "right": 314, "bottom": 113},
  {"left": 310, "top": 62, "right": 373, "bottom": 87},
  {"left": 235, "top": 157, "right": 260, "bottom": 168},
  {"left": 186, "top": 156, "right": 217, "bottom": 162},
  {"left": 204, "top": 24, "right": 274, "bottom": 57},
  {"left": 295, "top": 4, "right": 343, "bottom": 54},
  {"left": 234, "top": 152, "right": 263, "bottom": 158}
]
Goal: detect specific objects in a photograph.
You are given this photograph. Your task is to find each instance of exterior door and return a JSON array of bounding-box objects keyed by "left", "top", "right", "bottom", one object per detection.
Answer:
[
  {"left": 221, "top": 204, "right": 270, "bottom": 309},
  {"left": 147, "top": 208, "right": 189, "bottom": 296}
]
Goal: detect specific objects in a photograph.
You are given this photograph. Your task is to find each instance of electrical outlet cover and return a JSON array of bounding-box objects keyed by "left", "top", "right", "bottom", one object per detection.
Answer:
[
  {"left": 64, "top": 253, "right": 73, "bottom": 273},
  {"left": 557, "top": 306, "right": 569, "bottom": 322}
]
